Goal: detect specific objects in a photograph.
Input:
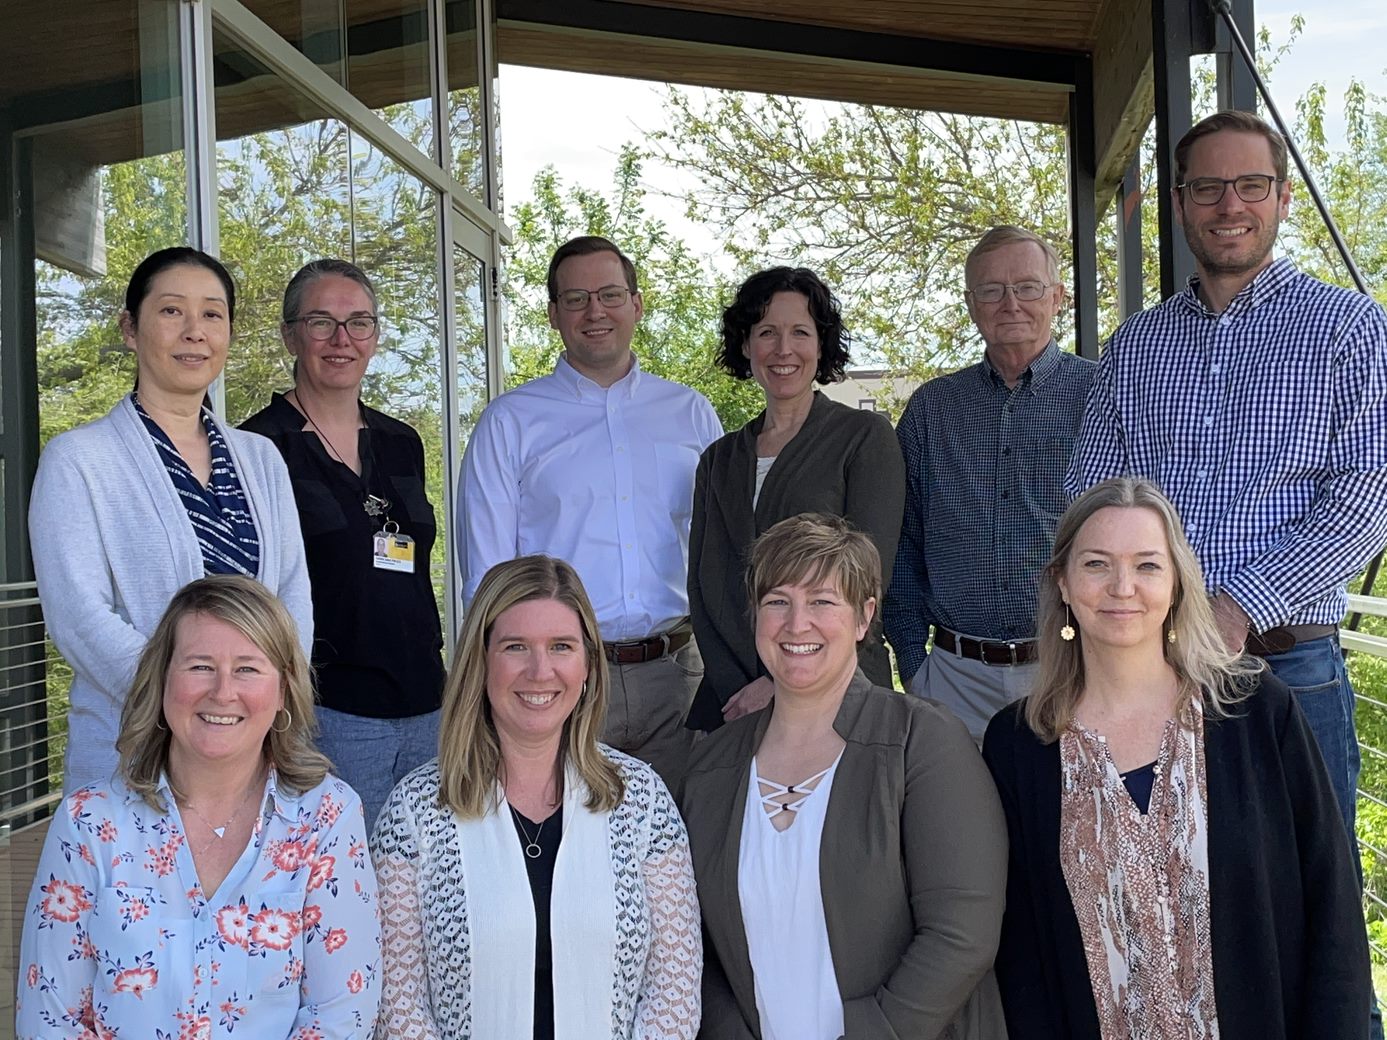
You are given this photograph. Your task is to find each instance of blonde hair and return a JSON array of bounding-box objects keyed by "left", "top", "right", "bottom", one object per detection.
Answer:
[
  {"left": 1025, "top": 478, "right": 1262, "bottom": 741},
  {"left": 965, "top": 224, "right": 1062, "bottom": 286},
  {"left": 748, "top": 513, "right": 880, "bottom": 626},
  {"left": 117, "top": 575, "right": 329, "bottom": 807},
  {"left": 437, "top": 555, "right": 623, "bottom": 818}
]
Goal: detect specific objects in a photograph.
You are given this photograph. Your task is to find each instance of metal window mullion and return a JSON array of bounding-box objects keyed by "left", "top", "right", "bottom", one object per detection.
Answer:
[
  {"left": 477, "top": 0, "right": 499, "bottom": 210},
  {"left": 211, "top": 0, "right": 505, "bottom": 239},
  {"left": 438, "top": 204, "right": 461, "bottom": 652}
]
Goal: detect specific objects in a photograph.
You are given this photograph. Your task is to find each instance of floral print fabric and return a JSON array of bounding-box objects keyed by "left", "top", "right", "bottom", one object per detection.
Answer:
[
  {"left": 17, "top": 772, "right": 381, "bottom": 1039},
  {"left": 1058, "top": 706, "right": 1219, "bottom": 1040}
]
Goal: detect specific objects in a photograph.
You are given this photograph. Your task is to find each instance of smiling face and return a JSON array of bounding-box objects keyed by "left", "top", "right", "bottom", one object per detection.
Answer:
[
  {"left": 755, "top": 574, "right": 874, "bottom": 701},
  {"left": 123, "top": 264, "right": 231, "bottom": 406},
  {"left": 1176, "top": 129, "right": 1289, "bottom": 287},
  {"left": 284, "top": 274, "right": 378, "bottom": 395},
  {"left": 965, "top": 240, "right": 1065, "bottom": 359},
  {"left": 485, "top": 598, "right": 589, "bottom": 751},
  {"left": 1057, "top": 506, "right": 1176, "bottom": 658},
  {"left": 162, "top": 613, "right": 283, "bottom": 774},
  {"left": 744, "top": 291, "right": 820, "bottom": 407},
  {"left": 547, "top": 250, "right": 643, "bottom": 384}
]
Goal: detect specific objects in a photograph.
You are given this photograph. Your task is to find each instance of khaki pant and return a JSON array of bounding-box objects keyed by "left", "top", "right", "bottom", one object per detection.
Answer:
[
  {"left": 908, "top": 645, "right": 1036, "bottom": 745},
  {"left": 602, "top": 639, "right": 703, "bottom": 797}
]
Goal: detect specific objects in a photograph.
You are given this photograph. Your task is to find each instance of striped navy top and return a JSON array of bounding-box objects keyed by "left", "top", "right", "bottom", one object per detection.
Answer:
[{"left": 134, "top": 395, "right": 261, "bottom": 577}]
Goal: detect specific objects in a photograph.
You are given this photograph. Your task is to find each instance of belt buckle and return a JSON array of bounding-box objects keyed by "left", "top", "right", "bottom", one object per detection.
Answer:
[
  {"left": 657, "top": 632, "right": 670, "bottom": 660},
  {"left": 1006, "top": 641, "right": 1018, "bottom": 665}
]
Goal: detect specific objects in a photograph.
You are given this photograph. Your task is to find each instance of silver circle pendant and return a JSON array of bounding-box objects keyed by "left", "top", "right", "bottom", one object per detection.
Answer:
[{"left": 524, "top": 842, "right": 542, "bottom": 859}]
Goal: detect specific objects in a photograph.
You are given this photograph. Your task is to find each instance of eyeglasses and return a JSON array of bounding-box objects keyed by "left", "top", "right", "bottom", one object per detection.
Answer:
[
  {"left": 554, "top": 285, "right": 634, "bottom": 312},
  {"left": 291, "top": 315, "right": 379, "bottom": 341},
  {"left": 966, "top": 281, "right": 1053, "bottom": 304},
  {"left": 1177, "top": 174, "right": 1282, "bottom": 206}
]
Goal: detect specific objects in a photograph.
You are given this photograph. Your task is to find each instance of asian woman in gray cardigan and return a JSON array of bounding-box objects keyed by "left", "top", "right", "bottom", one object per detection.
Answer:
[
  {"left": 29, "top": 249, "right": 312, "bottom": 792},
  {"left": 686, "top": 267, "right": 905, "bottom": 732}
]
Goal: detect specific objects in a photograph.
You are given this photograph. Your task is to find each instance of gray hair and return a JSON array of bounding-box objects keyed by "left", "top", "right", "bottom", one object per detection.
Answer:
[{"left": 282, "top": 258, "right": 378, "bottom": 323}]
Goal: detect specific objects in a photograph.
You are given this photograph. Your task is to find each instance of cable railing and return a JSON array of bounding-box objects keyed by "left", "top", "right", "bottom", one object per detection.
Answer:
[
  {"left": 1349, "top": 593, "right": 1387, "bottom": 961},
  {"left": 0, "top": 581, "right": 62, "bottom": 834}
]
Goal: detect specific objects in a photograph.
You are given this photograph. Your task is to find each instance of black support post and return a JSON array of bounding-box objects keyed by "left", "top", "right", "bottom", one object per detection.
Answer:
[
  {"left": 1117, "top": 159, "right": 1144, "bottom": 319},
  {"left": 1151, "top": 0, "right": 1199, "bottom": 298},
  {"left": 1215, "top": 0, "right": 1257, "bottom": 112},
  {"left": 1068, "top": 60, "right": 1099, "bottom": 359}
]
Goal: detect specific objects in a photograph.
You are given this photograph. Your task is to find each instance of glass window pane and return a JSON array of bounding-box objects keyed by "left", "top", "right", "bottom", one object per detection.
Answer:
[
  {"left": 454, "top": 245, "right": 488, "bottom": 444},
  {"left": 445, "top": 0, "right": 485, "bottom": 201},
  {"left": 211, "top": 28, "right": 352, "bottom": 421}
]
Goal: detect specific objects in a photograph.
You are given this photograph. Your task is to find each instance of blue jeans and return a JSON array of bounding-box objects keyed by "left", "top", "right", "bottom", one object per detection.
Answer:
[
  {"left": 314, "top": 706, "right": 441, "bottom": 835},
  {"left": 1262, "top": 635, "right": 1381, "bottom": 1038}
]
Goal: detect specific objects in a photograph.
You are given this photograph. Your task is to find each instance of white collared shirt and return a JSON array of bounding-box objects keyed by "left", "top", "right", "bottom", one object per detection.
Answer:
[{"left": 456, "top": 353, "right": 722, "bottom": 640}]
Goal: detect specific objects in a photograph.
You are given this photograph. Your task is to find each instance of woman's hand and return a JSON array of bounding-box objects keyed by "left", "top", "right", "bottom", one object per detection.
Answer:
[{"left": 722, "top": 676, "right": 775, "bottom": 722}]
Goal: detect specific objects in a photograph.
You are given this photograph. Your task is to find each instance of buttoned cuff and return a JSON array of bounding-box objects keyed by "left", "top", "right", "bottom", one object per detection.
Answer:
[{"left": 1219, "top": 569, "right": 1287, "bottom": 634}]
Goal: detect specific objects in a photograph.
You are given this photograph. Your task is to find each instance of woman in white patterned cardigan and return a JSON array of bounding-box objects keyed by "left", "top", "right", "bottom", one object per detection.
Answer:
[{"left": 371, "top": 554, "right": 701, "bottom": 1040}]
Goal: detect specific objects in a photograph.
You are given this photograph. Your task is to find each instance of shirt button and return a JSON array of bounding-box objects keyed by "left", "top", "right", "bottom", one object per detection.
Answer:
[
  {"left": 616, "top": 446, "right": 624, "bottom": 453},
  {"left": 1002, "top": 446, "right": 1011, "bottom": 455},
  {"left": 1001, "top": 491, "right": 1010, "bottom": 500},
  {"left": 1204, "top": 416, "right": 1214, "bottom": 427},
  {"left": 621, "top": 495, "right": 629, "bottom": 501},
  {"left": 1211, "top": 363, "right": 1222, "bottom": 374},
  {"left": 1197, "top": 469, "right": 1207, "bottom": 479}
]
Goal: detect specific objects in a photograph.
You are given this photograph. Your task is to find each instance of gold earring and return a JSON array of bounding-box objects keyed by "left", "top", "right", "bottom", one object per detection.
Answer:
[
  {"left": 272, "top": 708, "right": 292, "bottom": 733},
  {"left": 1167, "top": 626, "right": 1177, "bottom": 644},
  {"left": 1060, "top": 604, "right": 1076, "bottom": 642}
]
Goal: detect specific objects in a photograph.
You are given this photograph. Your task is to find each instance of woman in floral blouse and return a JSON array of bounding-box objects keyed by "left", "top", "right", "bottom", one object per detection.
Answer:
[
  {"left": 982, "top": 478, "right": 1371, "bottom": 1040},
  {"left": 17, "top": 575, "right": 380, "bottom": 1039},
  {"left": 371, "top": 555, "right": 701, "bottom": 1040}
]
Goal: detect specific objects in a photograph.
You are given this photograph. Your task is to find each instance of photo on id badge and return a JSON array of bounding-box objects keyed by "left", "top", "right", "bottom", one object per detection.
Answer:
[{"left": 373, "top": 521, "right": 415, "bottom": 572}]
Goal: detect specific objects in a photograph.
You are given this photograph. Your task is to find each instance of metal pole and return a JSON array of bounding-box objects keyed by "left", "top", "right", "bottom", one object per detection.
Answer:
[{"left": 1208, "top": 0, "right": 1371, "bottom": 295}]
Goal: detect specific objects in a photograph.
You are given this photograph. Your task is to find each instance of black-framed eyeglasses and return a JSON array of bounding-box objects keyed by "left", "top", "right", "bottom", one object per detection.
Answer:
[
  {"left": 965, "top": 280, "right": 1054, "bottom": 304},
  {"left": 1177, "top": 174, "right": 1282, "bottom": 206},
  {"left": 291, "top": 315, "right": 379, "bottom": 340},
  {"left": 554, "top": 285, "right": 634, "bottom": 312}
]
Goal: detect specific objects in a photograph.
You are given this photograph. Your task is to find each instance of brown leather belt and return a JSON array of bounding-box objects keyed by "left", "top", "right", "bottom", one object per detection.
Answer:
[
  {"left": 933, "top": 627, "right": 1037, "bottom": 666},
  {"left": 1244, "top": 623, "right": 1338, "bottom": 657},
  {"left": 603, "top": 626, "right": 692, "bottom": 665}
]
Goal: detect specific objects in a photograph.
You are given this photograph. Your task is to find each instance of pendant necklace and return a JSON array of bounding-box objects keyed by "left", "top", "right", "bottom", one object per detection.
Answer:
[
  {"left": 178, "top": 778, "right": 260, "bottom": 856},
  {"left": 509, "top": 805, "right": 546, "bottom": 859},
  {"left": 287, "top": 390, "right": 391, "bottom": 518}
]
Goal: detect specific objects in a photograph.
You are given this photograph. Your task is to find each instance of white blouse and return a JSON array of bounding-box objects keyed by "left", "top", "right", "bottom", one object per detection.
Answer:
[
  {"left": 737, "top": 753, "right": 844, "bottom": 1040},
  {"left": 752, "top": 455, "right": 777, "bottom": 509}
]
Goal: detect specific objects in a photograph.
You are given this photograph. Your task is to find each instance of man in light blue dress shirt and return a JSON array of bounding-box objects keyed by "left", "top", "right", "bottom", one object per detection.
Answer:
[{"left": 457, "top": 236, "right": 723, "bottom": 793}]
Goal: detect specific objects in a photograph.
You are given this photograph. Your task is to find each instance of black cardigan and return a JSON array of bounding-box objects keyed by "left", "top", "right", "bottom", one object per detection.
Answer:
[
  {"left": 981, "top": 673, "right": 1371, "bottom": 1040},
  {"left": 685, "top": 392, "right": 905, "bottom": 731}
]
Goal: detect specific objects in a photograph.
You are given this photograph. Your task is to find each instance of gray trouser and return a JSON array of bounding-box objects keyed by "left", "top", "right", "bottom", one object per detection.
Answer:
[
  {"left": 602, "top": 639, "right": 702, "bottom": 798},
  {"left": 908, "top": 647, "right": 1036, "bottom": 745}
]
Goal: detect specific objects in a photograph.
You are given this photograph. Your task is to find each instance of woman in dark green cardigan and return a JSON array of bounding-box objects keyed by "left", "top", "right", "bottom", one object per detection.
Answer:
[{"left": 686, "top": 267, "right": 905, "bottom": 732}]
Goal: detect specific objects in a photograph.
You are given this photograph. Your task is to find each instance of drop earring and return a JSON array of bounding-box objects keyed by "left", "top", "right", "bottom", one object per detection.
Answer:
[{"left": 1060, "top": 603, "right": 1076, "bottom": 642}]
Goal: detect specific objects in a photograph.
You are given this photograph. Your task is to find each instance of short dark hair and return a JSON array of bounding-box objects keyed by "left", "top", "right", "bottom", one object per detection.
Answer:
[
  {"left": 124, "top": 247, "right": 236, "bottom": 326},
  {"left": 1175, "top": 110, "right": 1289, "bottom": 183},
  {"left": 282, "top": 258, "right": 378, "bottom": 324},
  {"left": 546, "top": 236, "right": 639, "bottom": 301},
  {"left": 716, "top": 267, "right": 851, "bottom": 384}
]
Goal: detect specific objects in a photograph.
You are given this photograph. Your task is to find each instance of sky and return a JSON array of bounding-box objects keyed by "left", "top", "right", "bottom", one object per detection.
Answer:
[{"left": 495, "top": 3, "right": 1387, "bottom": 262}]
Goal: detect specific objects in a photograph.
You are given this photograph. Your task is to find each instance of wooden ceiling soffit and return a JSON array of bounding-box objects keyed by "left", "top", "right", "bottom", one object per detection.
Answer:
[
  {"left": 496, "top": 0, "right": 1078, "bottom": 122},
  {"left": 498, "top": 25, "right": 1070, "bottom": 123},
  {"left": 1091, "top": 0, "right": 1154, "bottom": 208}
]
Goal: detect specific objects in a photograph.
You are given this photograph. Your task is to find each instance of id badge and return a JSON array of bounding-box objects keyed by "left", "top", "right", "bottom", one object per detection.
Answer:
[{"left": 372, "top": 521, "right": 415, "bottom": 573}]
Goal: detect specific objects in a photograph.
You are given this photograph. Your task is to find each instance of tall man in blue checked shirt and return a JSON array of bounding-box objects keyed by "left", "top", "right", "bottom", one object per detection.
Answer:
[
  {"left": 885, "top": 225, "right": 1095, "bottom": 743},
  {"left": 1068, "top": 109, "right": 1387, "bottom": 905},
  {"left": 456, "top": 235, "right": 723, "bottom": 794}
]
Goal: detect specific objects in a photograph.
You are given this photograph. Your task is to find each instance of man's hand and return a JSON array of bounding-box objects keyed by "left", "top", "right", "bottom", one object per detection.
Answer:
[
  {"left": 1211, "top": 591, "right": 1252, "bottom": 653},
  {"left": 722, "top": 676, "right": 775, "bottom": 722}
]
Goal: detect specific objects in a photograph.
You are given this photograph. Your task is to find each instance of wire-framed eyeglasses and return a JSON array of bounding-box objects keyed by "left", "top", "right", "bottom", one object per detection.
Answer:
[
  {"left": 291, "top": 315, "right": 379, "bottom": 341},
  {"left": 1177, "top": 174, "right": 1283, "bottom": 206},
  {"left": 965, "top": 281, "right": 1054, "bottom": 304},
  {"left": 554, "top": 285, "right": 634, "bottom": 311}
]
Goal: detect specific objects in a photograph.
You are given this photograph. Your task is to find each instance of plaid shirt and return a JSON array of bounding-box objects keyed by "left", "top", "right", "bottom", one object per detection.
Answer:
[
  {"left": 1066, "top": 257, "right": 1387, "bottom": 631},
  {"left": 884, "top": 342, "right": 1095, "bottom": 682}
]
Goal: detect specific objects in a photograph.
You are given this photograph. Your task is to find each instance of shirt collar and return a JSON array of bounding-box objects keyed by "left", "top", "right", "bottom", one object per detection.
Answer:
[
  {"left": 553, "top": 351, "right": 642, "bottom": 400},
  {"left": 149, "top": 767, "right": 290, "bottom": 821},
  {"left": 1181, "top": 255, "right": 1299, "bottom": 317},
  {"left": 980, "top": 339, "right": 1061, "bottom": 391}
]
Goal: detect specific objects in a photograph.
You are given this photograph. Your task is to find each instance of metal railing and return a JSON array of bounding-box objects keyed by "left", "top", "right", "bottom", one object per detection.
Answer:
[
  {"left": 1349, "top": 593, "right": 1387, "bottom": 961},
  {"left": 0, "top": 581, "right": 62, "bottom": 834}
]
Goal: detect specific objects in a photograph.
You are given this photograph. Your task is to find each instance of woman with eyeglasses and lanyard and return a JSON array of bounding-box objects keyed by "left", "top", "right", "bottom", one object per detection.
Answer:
[{"left": 242, "top": 259, "right": 445, "bottom": 830}]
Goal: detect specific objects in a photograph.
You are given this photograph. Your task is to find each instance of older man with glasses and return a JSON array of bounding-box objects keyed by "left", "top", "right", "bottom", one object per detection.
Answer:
[
  {"left": 885, "top": 225, "right": 1095, "bottom": 743},
  {"left": 1068, "top": 109, "right": 1387, "bottom": 1037},
  {"left": 455, "top": 235, "right": 722, "bottom": 795}
]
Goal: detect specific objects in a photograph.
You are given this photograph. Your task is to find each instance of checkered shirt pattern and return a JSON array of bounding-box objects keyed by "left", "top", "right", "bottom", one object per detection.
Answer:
[
  {"left": 1065, "top": 257, "right": 1387, "bottom": 632},
  {"left": 884, "top": 342, "right": 1095, "bottom": 682}
]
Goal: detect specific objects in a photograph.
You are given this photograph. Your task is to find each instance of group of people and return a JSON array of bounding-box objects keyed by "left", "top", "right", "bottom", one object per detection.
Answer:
[{"left": 13, "top": 107, "right": 1386, "bottom": 1039}]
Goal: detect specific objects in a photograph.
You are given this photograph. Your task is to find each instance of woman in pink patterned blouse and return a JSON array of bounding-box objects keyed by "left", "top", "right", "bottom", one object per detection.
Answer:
[
  {"left": 982, "top": 477, "right": 1371, "bottom": 1040},
  {"left": 17, "top": 575, "right": 381, "bottom": 1039}
]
